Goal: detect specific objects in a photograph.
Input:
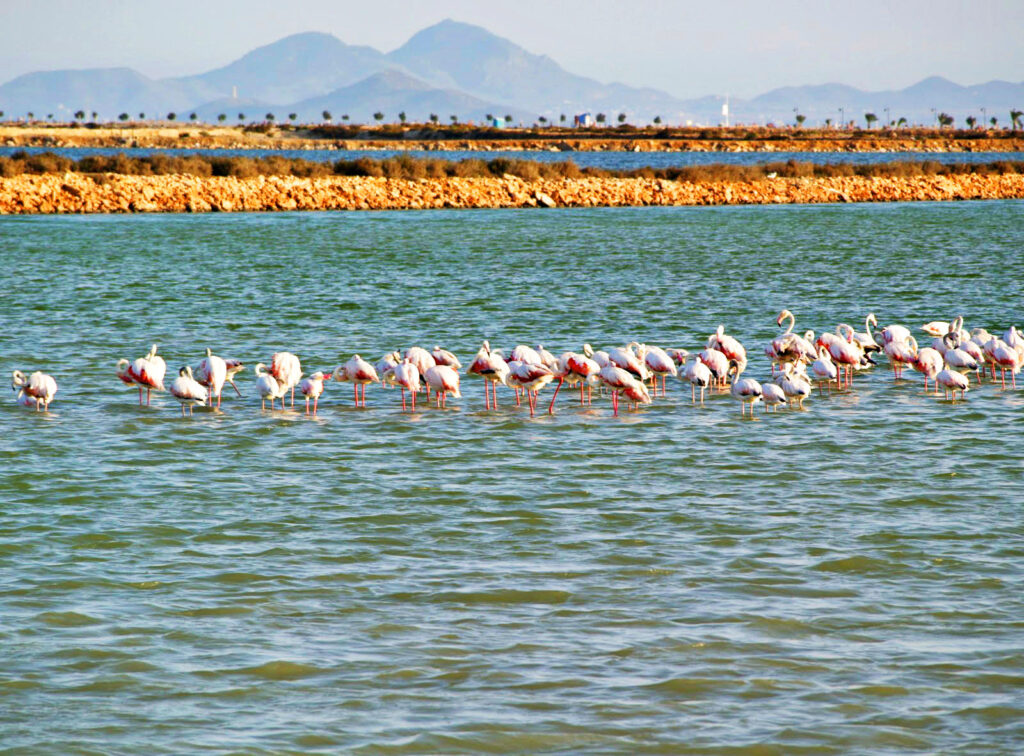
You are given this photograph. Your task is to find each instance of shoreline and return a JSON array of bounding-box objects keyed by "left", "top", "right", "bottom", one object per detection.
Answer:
[
  {"left": 3, "top": 125, "right": 1023, "bottom": 154},
  {"left": 2, "top": 172, "right": 1023, "bottom": 214}
]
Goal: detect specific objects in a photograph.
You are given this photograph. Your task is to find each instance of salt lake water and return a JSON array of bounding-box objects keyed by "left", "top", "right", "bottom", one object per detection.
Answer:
[{"left": 1, "top": 201, "right": 1022, "bottom": 752}]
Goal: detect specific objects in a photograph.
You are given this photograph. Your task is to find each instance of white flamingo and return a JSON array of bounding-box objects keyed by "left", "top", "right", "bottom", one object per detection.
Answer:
[
  {"left": 936, "top": 368, "right": 969, "bottom": 400},
  {"left": 393, "top": 358, "right": 422, "bottom": 411},
  {"left": 270, "top": 352, "right": 302, "bottom": 408},
  {"left": 195, "top": 347, "right": 227, "bottom": 408},
  {"left": 729, "top": 362, "right": 762, "bottom": 417},
  {"left": 254, "top": 363, "right": 287, "bottom": 410},
  {"left": 11, "top": 370, "right": 58, "bottom": 411},
  {"left": 169, "top": 366, "right": 208, "bottom": 416},
  {"left": 424, "top": 364, "right": 461, "bottom": 409},
  {"left": 299, "top": 371, "right": 327, "bottom": 414}
]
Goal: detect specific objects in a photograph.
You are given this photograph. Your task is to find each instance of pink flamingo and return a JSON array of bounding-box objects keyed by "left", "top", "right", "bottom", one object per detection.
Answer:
[
  {"left": 270, "top": 352, "right": 302, "bottom": 408},
  {"left": 393, "top": 358, "right": 422, "bottom": 411},
  {"left": 935, "top": 368, "right": 969, "bottom": 400},
  {"left": 126, "top": 344, "right": 166, "bottom": 406},
  {"left": 468, "top": 341, "right": 510, "bottom": 410},
  {"left": 169, "top": 366, "right": 208, "bottom": 416},
  {"left": 195, "top": 348, "right": 227, "bottom": 408},
  {"left": 913, "top": 347, "right": 944, "bottom": 393},
  {"left": 254, "top": 363, "right": 287, "bottom": 410},
  {"left": 884, "top": 336, "right": 917, "bottom": 380},
  {"left": 682, "top": 359, "right": 712, "bottom": 403},
  {"left": 11, "top": 370, "right": 58, "bottom": 411},
  {"left": 425, "top": 365, "right": 461, "bottom": 408},
  {"left": 299, "top": 371, "right": 327, "bottom": 414},
  {"left": 334, "top": 354, "right": 379, "bottom": 407},
  {"left": 707, "top": 325, "right": 747, "bottom": 365},
  {"left": 644, "top": 345, "right": 677, "bottom": 396},
  {"left": 431, "top": 346, "right": 462, "bottom": 371},
  {"left": 506, "top": 360, "right": 556, "bottom": 417},
  {"left": 598, "top": 364, "right": 651, "bottom": 416},
  {"left": 729, "top": 362, "right": 762, "bottom": 417},
  {"left": 698, "top": 348, "right": 730, "bottom": 389}
]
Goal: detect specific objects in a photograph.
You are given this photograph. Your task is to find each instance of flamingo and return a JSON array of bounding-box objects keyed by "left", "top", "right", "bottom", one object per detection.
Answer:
[
  {"left": 431, "top": 346, "right": 462, "bottom": 371},
  {"left": 334, "top": 354, "right": 379, "bottom": 407},
  {"left": 375, "top": 351, "right": 402, "bottom": 388},
  {"left": 778, "top": 362, "right": 812, "bottom": 407},
  {"left": 943, "top": 334, "right": 979, "bottom": 376},
  {"left": 536, "top": 345, "right": 559, "bottom": 370},
  {"left": 393, "top": 358, "right": 422, "bottom": 411},
  {"left": 582, "top": 343, "right": 612, "bottom": 368},
  {"left": 299, "top": 371, "right": 327, "bottom": 414},
  {"left": 270, "top": 352, "right": 302, "bottom": 408},
  {"left": 853, "top": 313, "right": 883, "bottom": 355},
  {"left": 913, "top": 347, "right": 944, "bottom": 393},
  {"left": 424, "top": 365, "right": 461, "bottom": 408},
  {"left": 116, "top": 359, "right": 137, "bottom": 392},
  {"left": 666, "top": 348, "right": 690, "bottom": 367},
  {"left": 254, "top": 363, "right": 287, "bottom": 410},
  {"left": 935, "top": 368, "right": 969, "bottom": 400},
  {"left": 194, "top": 348, "right": 227, "bottom": 408},
  {"left": 557, "top": 351, "right": 601, "bottom": 408},
  {"left": 810, "top": 346, "right": 838, "bottom": 395},
  {"left": 682, "top": 359, "right": 712, "bottom": 403},
  {"left": 510, "top": 344, "right": 543, "bottom": 366},
  {"left": 506, "top": 360, "right": 556, "bottom": 417},
  {"left": 169, "top": 366, "right": 208, "bottom": 416},
  {"left": 729, "top": 362, "right": 762, "bottom": 416},
  {"left": 644, "top": 345, "right": 677, "bottom": 396},
  {"left": 762, "top": 380, "right": 787, "bottom": 412},
  {"left": 707, "top": 325, "right": 747, "bottom": 365},
  {"left": 768, "top": 310, "right": 815, "bottom": 372},
  {"left": 126, "top": 344, "right": 166, "bottom": 406},
  {"left": 405, "top": 346, "right": 437, "bottom": 396},
  {"left": 990, "top": 340, "right": 1022, "bottom": 389},
  {"left": 880, "top": 323, "right": 912, "bottom": 346},
  {"left": 884, "top": 336, "right": 918, "bottom": 380},
  {"left": 698, "top": 348, "right": 730, "bottom": 389},
  {"left": 921, "top": 320, "right": 951, "bottom": 337},
  {"left": 598, "top": 364, "right": 651, "bottom": 416},
  {"left": 468, "top": 341, "right": 510, "bottom": 410},
  {"left": 11, "top": 370, "right": 57, "bottom": 411}
]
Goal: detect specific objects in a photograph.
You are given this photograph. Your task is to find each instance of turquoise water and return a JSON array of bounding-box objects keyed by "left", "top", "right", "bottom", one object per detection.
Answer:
[{"left": 1, "top": 202, "right": 1022, "bottom": 753}]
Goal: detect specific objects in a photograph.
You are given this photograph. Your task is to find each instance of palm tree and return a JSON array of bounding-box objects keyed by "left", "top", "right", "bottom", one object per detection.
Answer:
[
  {"left": 450, "top": 115, "right": 458, "bottom": 124},
  {"left": 596, "top": 113, "right": 606, "bottom": 124},
  {"left": 238, "top": 113, "right": 245, "bottom": 122},
  {"left": 653, "top": 116, "right": 662, "bottom": 125},
  {"left": 288, "top": 113, "right": 297, "bottom": 122},
  {"left": 990, "top": 116, "right": 998, "bottom": 128},
  {"left": 189, "top": 112, "right": 197, "bottom": 121},
  {"left": 373, "top": 111, "right": 384, "bottom": 122},
  {"left": 966, "top": 115, "right": 977, "bottom": 129},
  {"left": 322, "top": 110, "right": 332, "bottom": 123},
  {"left": 617, "top": 112, "right": 627, "bottom": 123},
  {"left": 1010, "top": 110, "right": 1023, "bottom": 130},
  {"left": 138, "top": 112, "right": 145, "bottom": 120},
  {"left": 485, "top": 113, "right": 493, "bottom": 121},
  {"left": 217, "top": 113, "right": 226, "bottom": 123},
  {"left": 398, "top": 111, "right": 406, "bottom": 123},
  {"left": 266, "top": 113, "right": 275, "bottom": 122},
  {"left": 937, "top": 112, "right": 954, "bottom": 127},
  {"left": 27, "top": 112, "right": 34, "bottom": 120},
  {"left": 560, "top": 113, "right": 566, "bottom": 123},
  {"left": 503, "top": 114, "right": 512, "bottom": 123},
  {"left": 429, "top": 113, "right": 439, "bottom": 124},
  {"left": 167, "top": 112, "right": 176, "bottom": 121},
  {"left": 795, "top": 113, "right": 806, "bottom": 127},
  {"left": 825, "top": 118, "right": 832, "bottom": 128},
  {"left": 74, "top": 110, "right": 85, "bottom": 120},
  {"left": 91, "top": 111, "right": 98, "bottom": 120},
  {"left": 538, "top": 116, "right": 548, "bottom": 125},
  {"left": 342, "top": 114, "right": 349, "bottom": 122},
  {"left": 897, "top": 117, "right": 908, "bottom": 128},
  {"left": 864, "top": 112, "right": 878, "bottom": 128},
  {"left": 118, "top": 113, "right": 129, "bottom": 122}
]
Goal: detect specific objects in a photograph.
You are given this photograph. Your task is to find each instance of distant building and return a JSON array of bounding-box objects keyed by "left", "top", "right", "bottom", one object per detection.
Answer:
[
  {"left": 489, "top": 117, "right": 505, "bottom": 128},
  {"left": 574, "top": 113, "right": 594, "bottom": 127}
]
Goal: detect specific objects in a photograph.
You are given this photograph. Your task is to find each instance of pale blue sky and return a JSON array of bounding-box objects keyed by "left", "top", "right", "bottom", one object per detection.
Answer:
[{"left": 0, "top": 0, "right": 1020, "bottom": 98}]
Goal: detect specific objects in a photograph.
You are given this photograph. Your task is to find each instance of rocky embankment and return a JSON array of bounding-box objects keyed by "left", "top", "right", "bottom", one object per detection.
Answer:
[
  {"left": 3, "top": 126, "right": 1023, "bottom": 153},
  {"left": 2, "top": 172, "right": 1023, "bottom": 214}
]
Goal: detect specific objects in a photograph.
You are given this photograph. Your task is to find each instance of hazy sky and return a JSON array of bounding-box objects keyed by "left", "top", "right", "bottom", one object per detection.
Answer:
[{"left": 0, "top": 0, "right": 1021, "bottom": 98}]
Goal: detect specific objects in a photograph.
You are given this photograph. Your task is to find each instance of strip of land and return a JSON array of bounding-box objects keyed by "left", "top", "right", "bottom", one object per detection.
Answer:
[
  {"left": 3, "top": 125, "right": 1023, "bottom": 154},
  {"left": 3, "top": 171, "right": 1022, "bottom": 214}
]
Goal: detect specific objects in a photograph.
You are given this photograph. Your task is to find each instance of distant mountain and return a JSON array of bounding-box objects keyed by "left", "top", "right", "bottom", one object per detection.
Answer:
[
  {"left": 0, "top": 22, "right": 1020, "bottom": 128},
  {"left": 288, "top": 69, "right": 526, "bottom": 125},
  {"left": 387, "top": 19, "right": 690, "bottom": 120},
  {"left": 173, "top": 32, "right": 392, "bottom": 105}
]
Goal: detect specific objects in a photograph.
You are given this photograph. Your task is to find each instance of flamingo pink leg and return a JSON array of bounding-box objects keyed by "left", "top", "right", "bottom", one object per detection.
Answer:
[{"left": 548, "top": 378, "right": 563, "bottom": 414}]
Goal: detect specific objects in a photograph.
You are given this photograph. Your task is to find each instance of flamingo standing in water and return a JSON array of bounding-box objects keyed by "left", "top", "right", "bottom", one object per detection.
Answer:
[
  {"left": 989, "top": 339, "right": 1022, "bottom": 389},
  {"left": 778, "top": 362, "right": 812, "bottom": 407},
  {"left": 424, "top": 365, "right": 461, "bottom": 408},
  {"left": 810, "top": 346, "right": 838, "bottom": 395},
  {"left": 768, "top": 310, "right": 815, "bottom": 373},
  {"left": 598, "top": 364, "right": 651, "bottom": 416},
  {"left": 194, "top": 348, "right": 227, "bottom": 408},
  {"left": 468, "top": 341, "right": 510, "bottom": 410},
  {"left": 644, "top": 345, "right": 677, "bottom": 396},
  {"left": 853, "top": 313, "right": 883, "bottom": 356},
  {"left": 270, "top": 352, "right": 302, "bottom": 408},
  {"left": 169, "top": 366, "right": 208, "bottom": 416},
  {"left": 698, "top": 348, "right": 730, "bottom": 389},
  {"left": 913, "top": 347, "right": 944, "bottom": 393},
  {"left": 884, "top": 336, "right": 918, "bottom": 380},
  {"left": 506, "top": 360, "right": 556, "bottom": 417},
  {"left": 761, "top": 380, "right": 787, "bottom": 412},
  {"left": 299, "top": 371, "right": 327, "bottom": 414},
  {"left": 935, "top": 368, "right": 969, "bottom": 400},
  {"left": 11, "top": 370, "right": 58, "bottom": 411},
  {"left": 708, "top": 325, "right": 747, "bottom": 366},
  {"left": 223, "top": 358, "right": 245, "bottom": 396},
  {"left": 254, "top": 363, "right": 287, "bottom": 410},
  {"left": 125, "top": 344, "right": 166, "bottom": 406},
  {"left": 393, "top": 358, "right": 422, "bottom": 411},
  {"left": 432, "top": 346, "right": 462, "bottom": 372},
  {"left": 334, "top": 354, "right": 379, "bottom": 407},
  {"left": 405, "top": 346, "right": 437, "bottom": 398},
  {"left": 729, "top": 362, "right": 762, "bottom": 417},
  {"left": 559, "top": 351, "right": 601, "bottom": 407},
  {"left": 921, "top": 319, "right": 951, "bottom": 337},
  {"left": 682, "top": 359, "right": 712, "bottom": 403}
]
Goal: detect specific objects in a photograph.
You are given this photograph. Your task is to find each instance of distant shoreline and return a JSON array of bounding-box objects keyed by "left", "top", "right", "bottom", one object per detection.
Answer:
[
  {"left": 3, "top": 172, "right": 1022, "bottom": 215},
  {"left": 2, "top": 124, "right": 1023, "bottom": 155}
]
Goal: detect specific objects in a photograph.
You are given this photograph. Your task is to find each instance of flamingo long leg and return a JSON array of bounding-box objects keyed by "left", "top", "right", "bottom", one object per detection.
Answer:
[{"left": 547, "top": 378, "right": 563, "bottom": 414}]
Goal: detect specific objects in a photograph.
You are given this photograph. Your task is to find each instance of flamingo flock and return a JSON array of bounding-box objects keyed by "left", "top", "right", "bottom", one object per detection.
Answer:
[{"left": 9, "top": 313, "right": 1024, "bottom": 417}]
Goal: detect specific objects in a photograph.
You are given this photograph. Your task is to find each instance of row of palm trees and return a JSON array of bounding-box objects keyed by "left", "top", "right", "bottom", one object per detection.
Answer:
[{"left": 2, "top": 108, "right": 1023, "bottom": 130}]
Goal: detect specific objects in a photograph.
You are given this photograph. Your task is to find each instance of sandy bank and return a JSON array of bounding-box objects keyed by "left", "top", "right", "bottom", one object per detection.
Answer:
[{"left": 3, "top": 172, "right": 1023, "bottom": 215}]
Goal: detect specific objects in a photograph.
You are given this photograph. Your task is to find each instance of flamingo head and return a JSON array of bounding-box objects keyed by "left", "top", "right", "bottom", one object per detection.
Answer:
[
  {"left": 777, "top": 310, "right": 792, "bottom": 327},
  {"left": 206, "top": 347, "right": 213, "bottom": 357},
  {"left": 148, "top": 344, "right": 159, "bottom": 359},
  {"left": 178, "top": 366, "right": 192, "bottom": 378},
  {"left": 11, "top": 370, "right": 26, "bottom": 390},
  {"left": 332, "top": 366, "right": 348, "bottom": 381}
]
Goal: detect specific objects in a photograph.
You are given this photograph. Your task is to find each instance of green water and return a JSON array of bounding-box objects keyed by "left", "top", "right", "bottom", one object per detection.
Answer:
[{"left": 1, "top": 203, "right": 1022, "bottom": 753}]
